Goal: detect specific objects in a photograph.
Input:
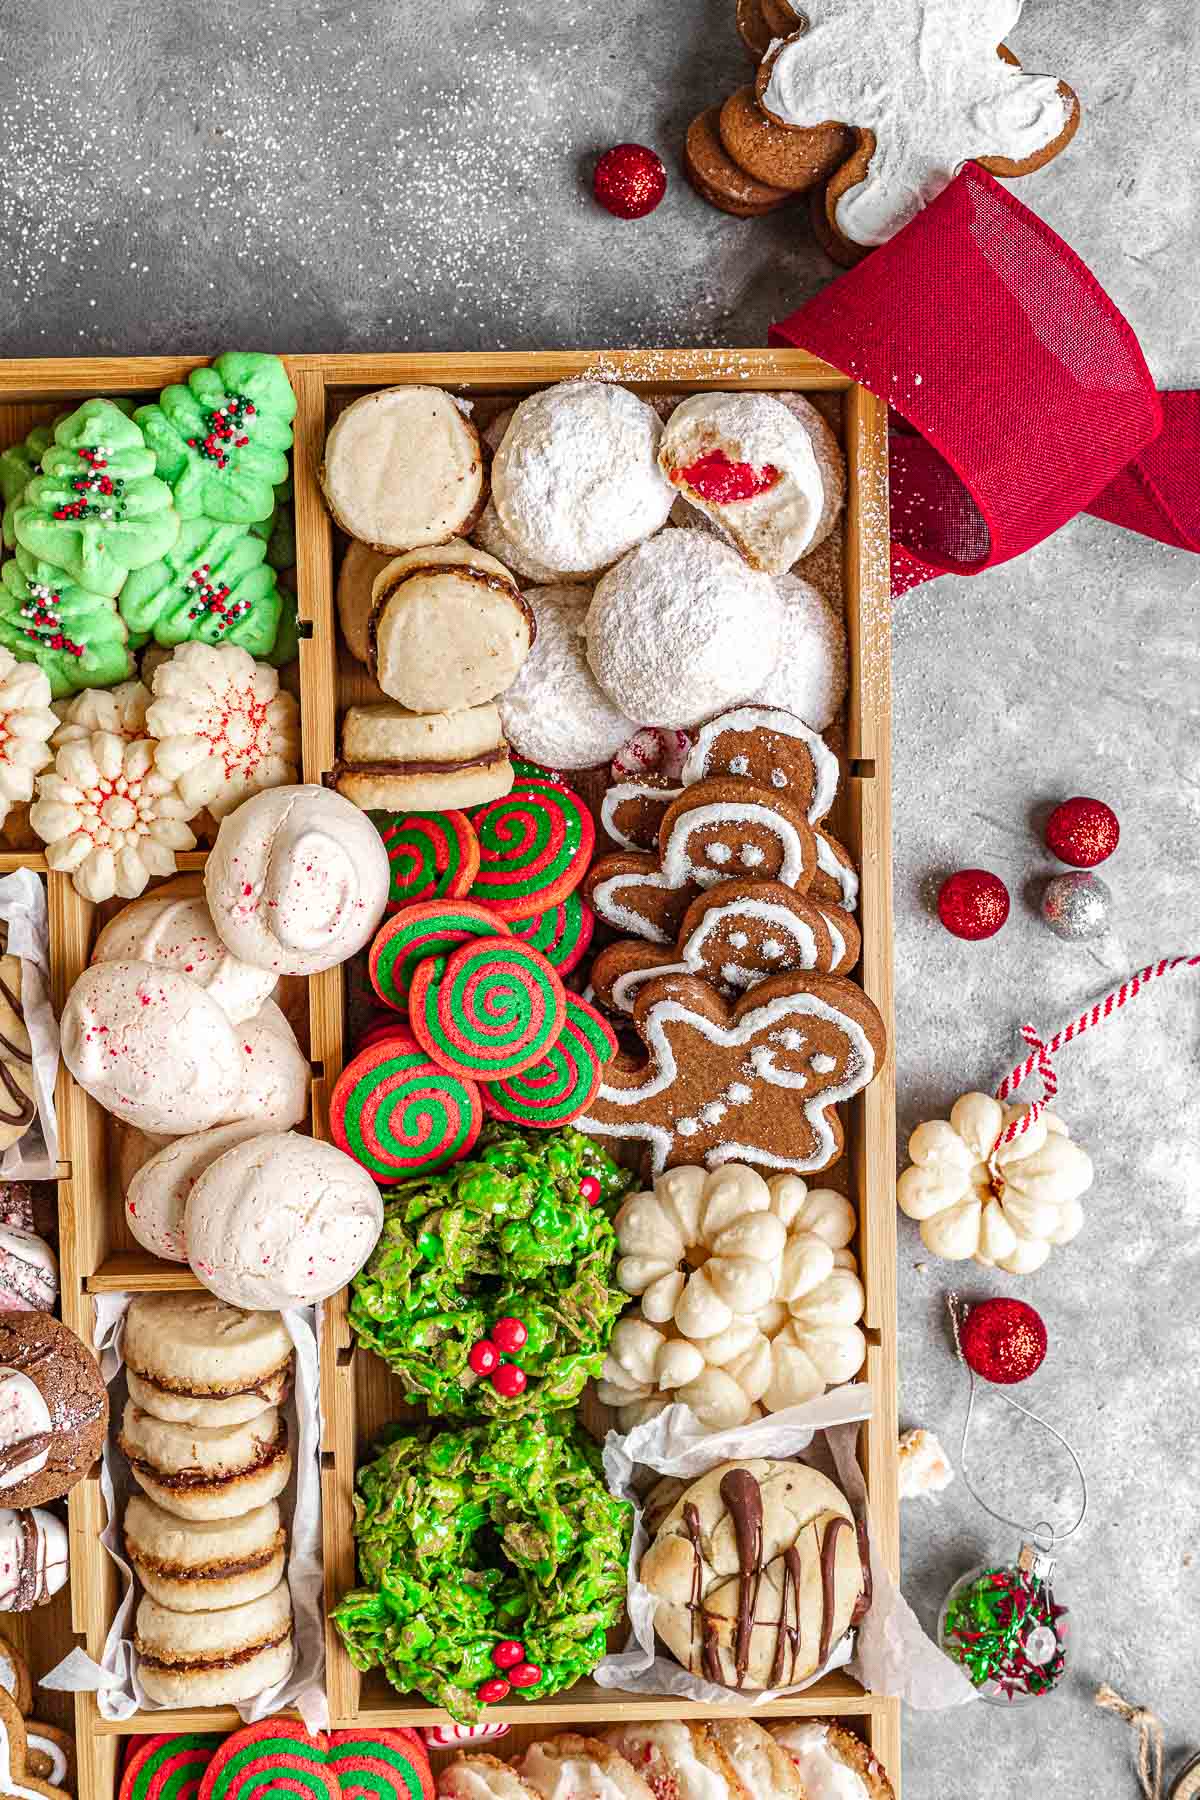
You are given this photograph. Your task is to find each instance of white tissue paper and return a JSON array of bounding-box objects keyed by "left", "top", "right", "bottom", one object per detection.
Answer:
[
  {"left": 42, "top": 1293, "right": 328, "bottom": 1732},
  {"left": 596, "top": 1383, "right": 977, "bottom": 1709},
  {"left": 0, "top": 869, "right": 59, "bottom": 1180}
]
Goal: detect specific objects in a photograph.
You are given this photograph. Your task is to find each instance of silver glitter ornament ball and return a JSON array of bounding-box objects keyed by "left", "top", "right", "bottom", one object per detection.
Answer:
[{"left": 1041, "top": 871, "right": 1113, "bottom": 940}]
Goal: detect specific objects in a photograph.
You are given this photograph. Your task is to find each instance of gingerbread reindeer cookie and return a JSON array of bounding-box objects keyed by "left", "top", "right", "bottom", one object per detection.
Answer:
[
  {"left": 578, "top": 970, "right": 886, "bottom": 1174},
  {"left": 591, "top": 878, "right": 861, "bottom": 1016}
]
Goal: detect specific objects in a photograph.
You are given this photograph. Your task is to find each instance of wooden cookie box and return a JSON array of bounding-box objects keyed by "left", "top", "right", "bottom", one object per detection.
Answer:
[{"left": 0, "top": 351, "right": 897, "bottom": 1797}]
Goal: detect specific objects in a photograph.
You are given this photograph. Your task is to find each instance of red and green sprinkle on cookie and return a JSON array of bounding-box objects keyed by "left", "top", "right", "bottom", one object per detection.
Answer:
[
  {"left": 508, "top": 890, "right": 595, "bottom": 975},
  {"left": 368, "top": 899, "right": 509, "bottom": 1011},
  {"left": 120, "top": 1733, "right": 223, "bottom": 1800},
  {"left": 198, "top": 1720, "right": 434, "bottom": 1800},
  {"left": 330, "top": 1035, "right": 482, "bottom": 1180},
  {"left": 409, "top": 937, "right": 566, "bottom": 1078},
  {"left": 480, "top": 995, "right": 618, "bottom": 1128},
  {"left": 467, "top": 771, "right": 595, "bottom": 922},
  {"left": 372, "top": 809, "right": 481, "bottom": 913}
]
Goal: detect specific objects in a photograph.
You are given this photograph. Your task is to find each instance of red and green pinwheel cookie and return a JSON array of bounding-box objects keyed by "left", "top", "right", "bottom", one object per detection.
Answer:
[
  {"left": 0, "top": 549, "right": 133, "bottom": 697},
  {"left": 135, "top": 352, "right": 296, "bottom": 524},
  {"left": 12, "top": 398, "right": 179, "bottom": 597},
  {"left": 197, "top": 1720, "right": 434, "bottom": 1800},
  {"left": 119, "top": 516, "right": 283, "bottom": 656}
]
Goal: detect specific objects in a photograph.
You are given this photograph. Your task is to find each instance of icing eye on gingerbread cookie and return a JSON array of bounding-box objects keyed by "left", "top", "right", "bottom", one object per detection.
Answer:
[{"left": 578, "top": 969, "right": 887, "bottom": 1175}]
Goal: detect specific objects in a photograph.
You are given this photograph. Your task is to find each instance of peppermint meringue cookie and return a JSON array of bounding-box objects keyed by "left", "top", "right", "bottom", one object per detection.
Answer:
[
  {"left": 497, "top": 584, "right": 636, "bottom": 771},
  {"left": 205, "top": 784, "right": 390, "bottom": 976},
  {"left": 29, "top": 731, "right": 196, "bottom": 903},
  {"left": 230, "top": 1000, "right": 310, "bottom": 1129},
  {"left": 90, "top": 875, "right": 276, "bottom": 1024},
  {"left": 585, "top": 532, "right": 782, "bottom": 730},
  {"left": 491, "top": 383, "right": 675, "bottom": 577},
  {"left": 125, "top": 1120, "right": 264, "bottom": 1263},
  {"left": 0, "top": 653, "right": 56, "bottom": 831},
  {"left": 185, "top": 1131, "right": 383, "bottom": 1310},
  {"left": 61, "top": 962, "right": 244, "bottom": 1135},
  {"left": 147, "top": 641, "right": 300, "bottom": 820}
]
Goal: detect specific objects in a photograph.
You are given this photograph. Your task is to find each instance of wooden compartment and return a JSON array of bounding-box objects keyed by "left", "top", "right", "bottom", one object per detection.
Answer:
[{"left": 0, "top": 351, "right": 896, "bottom": 1796}]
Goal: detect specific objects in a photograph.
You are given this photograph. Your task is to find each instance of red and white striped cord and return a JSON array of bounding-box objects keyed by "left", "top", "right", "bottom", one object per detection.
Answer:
[{"left": 988, "top": 954, "right": 1200, "bottom": 1170}]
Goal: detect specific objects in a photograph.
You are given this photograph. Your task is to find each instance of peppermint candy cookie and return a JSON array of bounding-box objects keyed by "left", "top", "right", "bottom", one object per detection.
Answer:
[
  {"left": 585, "top": 533, "right": 782, "bottom": 729},
  {"left": 119, "top": 518, "right": 283, "bottom": 658},
  {"left": 491, "top": 382, "right": 675, "bottom": 577},
  {"left": 135, "top": 352, "right": 296, "bottom": 523},
  {"left": 498, "top": 584, "right": 636, "bottom": 772},
  {"left": 0, "top": 551, "right": 133, "bottom": 698},
  {"left": 660, "top": 392, "right": 844, "bottom": 572},
  {"left": 369, "top": 544, "right": 533, "bottom": 713},
  {"left": 321, "top": 384, "right": 486, "bottom": 551},
  {"left": 30, "top": 732, "right": 196, "bottom": 903},
  {"left": 147, "top": 641, "right": 300, "bottom": 820},
  {"left": 13, "top": 399, "right": 179, "bottom": 597}
]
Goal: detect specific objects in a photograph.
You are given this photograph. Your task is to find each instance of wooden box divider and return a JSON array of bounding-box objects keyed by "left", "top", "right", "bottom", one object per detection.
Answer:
[{"left": 0, "top": 351, "right": 897, "bottom": 1797}]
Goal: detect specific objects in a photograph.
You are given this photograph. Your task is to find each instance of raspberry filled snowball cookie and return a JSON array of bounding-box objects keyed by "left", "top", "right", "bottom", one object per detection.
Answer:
[
  {"left": 749, "top": 574, "right": 847, "bottom": 731},
  {"left": 205, "top": 784, "right": 390, "bottom": 976},
  {"left": 320, "top": 385, "right": 486, "bottom": 552},
  {"left": 586, "top": 533, "right": 782, "bottom": 730},
  {"left": 498, "top": 584, "right": 636, "bottom": 771},
  {"left": 30, "top": 732, "right": 196, "bottom": 902},
  {"left": 0, "top": 653, "right": 56, "bottom": 830},
  {"left": 146, "top": 641, "right": 300, "bottom": 820},
  {"left": 61, "top": 962, "right": 244, "bottom": 1135},
  {"left": 491, "top": 382, "right": 675, "bottom": 578},
  {"left": 660, "top": 393, "right": 844, "bottom": 573}
]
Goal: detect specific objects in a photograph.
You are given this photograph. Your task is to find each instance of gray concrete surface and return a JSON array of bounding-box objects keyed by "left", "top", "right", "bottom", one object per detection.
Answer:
[{"left": 1, "top": 0, "right": 1197, "bottom": 1791}]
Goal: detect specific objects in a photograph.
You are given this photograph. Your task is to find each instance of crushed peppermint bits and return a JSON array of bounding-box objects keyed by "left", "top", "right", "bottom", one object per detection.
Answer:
[{"left": 187, "top": 396, "right": 256, "bottom": 469}]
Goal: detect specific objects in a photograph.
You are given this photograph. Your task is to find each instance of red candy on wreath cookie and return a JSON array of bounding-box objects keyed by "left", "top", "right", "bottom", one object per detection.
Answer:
[
  {"left": 198, "top": 1718, "right": 434, "bottom": 1800},
  {"left": 467, "top": 762, "right": 595, "bottom": 922},
  {"left": 479, "top": 994, "right": 618, "bottom": 1129},
  {"left": 330, "top": 1030, "right": 483, "bottom": 1180},
  {"left": 408, "top": 936, "right": 567, "bottom": 1079},
  {"left": 373, "top": 810, "right": 481, "bottom": 913}
]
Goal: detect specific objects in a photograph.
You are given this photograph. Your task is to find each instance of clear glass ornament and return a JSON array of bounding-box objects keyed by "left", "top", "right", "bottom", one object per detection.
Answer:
[{"left": 938, "top": 1544, "right": 1071, "bottom": 1706}]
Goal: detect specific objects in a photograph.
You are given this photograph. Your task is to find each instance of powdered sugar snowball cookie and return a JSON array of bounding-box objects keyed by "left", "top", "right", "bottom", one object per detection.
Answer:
[
  {"left": 125, "top": 1120, "right": 263, "bottom": 1263},
  {"left": 230, "top": 1000, "right": 310, "bottom": 1129},
  {"left": 61, "top": 962, "right": 244, "bottom": 1135},
  {"left": 586, "top": 533, "right": 782, "bottom": 730},
  {"left": 0, "top": 653, "right": 56, "bottom": 831},
  {"left": 146, "top": 641, "right": 300, "bottom": 821},
  {"left": 91, "top": 875, "right": 276, "bottom": 1024},
  {"left": 747, "top": 574, "right": 847, "bottom": 731},
  {"left": 492, "top": 383, "right": 675, "bottom": 578},
  {"left": 205, "top": 785, "right": 390, "bottom": 976},
  {"left": 320, "top": 384, "right": 486, "bottom": 551},
  {"left": 185, "top": 1130, "right": 383, "bottom": 1310},
  {"left": 472, "top": 409, "right": 566, "bottom": 588},
  {"left": 29, "top": 732, "right": 196, "bottom": 903},
  {"left": 497, "top": 585, "right": 636, "bottom": 771},
  {"left": 50, "top": 678, "right": 150, "bottom": 749},
  {"left": 659, "top": 392, "right": 839, "bottom": 573}
]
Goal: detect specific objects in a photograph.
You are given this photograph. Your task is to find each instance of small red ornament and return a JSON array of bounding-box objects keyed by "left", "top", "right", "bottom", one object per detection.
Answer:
[
  {"left": 960, "top": 1297, "right": 1047, "bottom": 1385},
  {"left": 593, "top": 143, "right": 667, "bottom": 219},
  {"left": 1045, "top": 797, "right": 1119, "bottom": 868},
  {"left": 491, "top": 1362, "right": 527, "bottom": 1398},
  {"left": 491, "top": 1639, "right": 525, "bottom": 1670},
  {"left": 937, "top": 869, "right": 1010, "bottom": 940},
  {"left": 579, "top": 1175, "right": 602, "bottom": 1206},
  {"left": 491, "top": 1316, "right": 528, "bottom": 1354},
  {"left": 507, "top": 1662, "right": 543, "bottom": 1689},
  {"left": 476, "top": 1677, "right": 511, "bottom": 1705},
  {"left": 468, "top": 1339, "right": 500, "bottom": 1376}
]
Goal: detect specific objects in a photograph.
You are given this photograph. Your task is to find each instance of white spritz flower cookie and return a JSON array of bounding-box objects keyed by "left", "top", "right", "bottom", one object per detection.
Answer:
[
  {"left": 0, "top": 651, "right": 57, "bottom": 829},
  {"left": 30, "top": 731, "right": 195, "bottom": 902},
  {"left": 147, "top": 641, "right": 300, "bottom": 820}
]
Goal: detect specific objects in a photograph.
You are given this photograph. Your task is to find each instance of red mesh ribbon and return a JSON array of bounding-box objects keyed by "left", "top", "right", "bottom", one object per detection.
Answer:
[{"left": 769, "top": 164, "right": 1199, "bottom": 594}]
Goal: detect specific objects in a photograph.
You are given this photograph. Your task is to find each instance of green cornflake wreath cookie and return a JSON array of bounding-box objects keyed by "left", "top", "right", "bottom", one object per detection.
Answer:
[
  {"left": 119, "top": 515, "right": 282, "bottom": 657},
  {"left": 252, "top": 474, "right": 296, "bottom": 573},
  {"left": 333, "top": 1413, "right": 632, "bottom": 1719},
  {"left": 135, "top": 352, "right": 296, "bottom": 524},
  {"left": 13, "top": 399, "right": 179, "bottom": 597},
  {"left": 265, "top": 576, "right": 301, "bottom": 668},
  {"left": 349, "top": 1122, "right": 635, "bottom": 1417},
  {"left": 0, "top": 548, "right": 133, "bottom": 697}
]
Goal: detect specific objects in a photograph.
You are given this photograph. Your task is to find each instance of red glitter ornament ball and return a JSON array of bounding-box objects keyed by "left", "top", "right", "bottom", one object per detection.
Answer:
[
  {"left": 593, "top": 144, "right": 667, "bottom": 219},
  {"left": 961, "top": 1298, "right": 1048, "bottom": 1385},
  {"left": 476, "top": 1677, "right": 511, "bottom": 1705},
  {"left": 491, "top": 1362, "right": 527, "bottom": 1398},
  {"left": 468, "top": 1339, "right": 499, "bottom": 1376},
  {"left": 491, "top": 1316, "right": 528, "bottom": 1354},
  {"left": 937, "top": 869, "right": 1010, "bottom": 940},
  {"left": 1045, "top": 797, "right": 1120, "bottom": 868}
]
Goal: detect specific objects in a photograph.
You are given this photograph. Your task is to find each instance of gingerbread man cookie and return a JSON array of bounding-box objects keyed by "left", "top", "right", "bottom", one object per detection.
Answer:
[
  {"left": 600, "top": 778, "right": 684, "bottom": 853},
  {"left": 578, "top": 970, "right": 886, "bottom": 1174},
  {"left": 682, "top": 705, "right": 839, "bottom": 824},
  {"left": 0, "top": 1688, "right": 68, "bottom": 1800},
  {"left": 812, "top": 828, "right": 860, "bottom": 912},
  {"left": 590, "top": 878, "right": 861, "bottom": 1015}
]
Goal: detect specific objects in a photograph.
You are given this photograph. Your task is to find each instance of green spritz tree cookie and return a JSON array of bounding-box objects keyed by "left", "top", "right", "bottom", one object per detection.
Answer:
[
  {"left": 135, "top": 352, "right": 297, "bottom": 525},
  {"left": 119, "top": 516, "right": 282, "bottom": 657},
  {"left": 0, "top": 548, "right": 133, "bottom": 697},
  {"left": 13, "top": 399, "right": 179, "bottom": 598},
  {"left": 1, "top": 405, "right": 135, "bottom": 549}
]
